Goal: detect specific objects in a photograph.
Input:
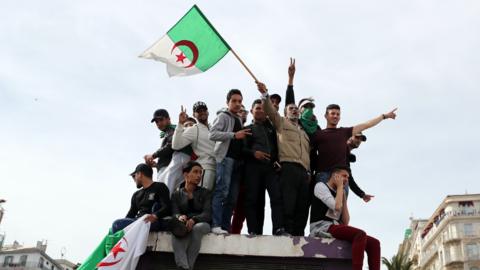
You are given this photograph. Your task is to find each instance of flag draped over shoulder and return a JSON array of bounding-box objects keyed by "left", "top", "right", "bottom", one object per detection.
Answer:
[
  {"left": 139, "top": 5, "right": 231, "bottom": 77},
  {"left": 78, "top": 216, "right": 150, "bottom": 270}
]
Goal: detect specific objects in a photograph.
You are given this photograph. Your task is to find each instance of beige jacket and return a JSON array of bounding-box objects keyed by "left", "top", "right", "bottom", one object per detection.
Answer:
[{"left": 263, "top": 96, "right": 310, "bottom": 171}]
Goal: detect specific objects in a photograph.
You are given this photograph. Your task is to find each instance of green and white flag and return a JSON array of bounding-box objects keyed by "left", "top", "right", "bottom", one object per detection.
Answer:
[
  {"left": 139, "top": 5, "right": 231, "bottom": 77},
  {"left": 78, "top": 216, "right": 150, "bottom": 270}
]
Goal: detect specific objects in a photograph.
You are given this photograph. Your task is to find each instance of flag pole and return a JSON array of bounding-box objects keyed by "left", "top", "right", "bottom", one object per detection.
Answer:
[{"left": 230, "top": 48, "right": 259, "bottom": 82}]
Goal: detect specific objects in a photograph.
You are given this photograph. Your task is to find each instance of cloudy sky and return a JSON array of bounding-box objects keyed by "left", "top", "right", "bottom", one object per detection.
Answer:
[{"left": 1, "top": 0, "right": 479, "bottom": 267}]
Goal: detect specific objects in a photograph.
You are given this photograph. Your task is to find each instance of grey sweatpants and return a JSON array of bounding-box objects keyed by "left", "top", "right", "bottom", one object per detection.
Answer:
[{"left": 171, "top": 222, "right": 210, "bottom": 270}]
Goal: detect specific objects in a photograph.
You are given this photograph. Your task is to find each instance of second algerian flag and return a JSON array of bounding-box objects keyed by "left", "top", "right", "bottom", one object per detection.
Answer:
[
  {"left": 140, "top": 5, "right": 231, "bottom": 77},
  {"left": 78, "top": 216, "right": 150, "bottom": 270}
]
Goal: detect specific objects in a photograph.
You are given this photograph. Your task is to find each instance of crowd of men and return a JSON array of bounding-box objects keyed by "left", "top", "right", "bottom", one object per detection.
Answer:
[{"left": 112, "top": 59, "right": 397, "bottom": 270}]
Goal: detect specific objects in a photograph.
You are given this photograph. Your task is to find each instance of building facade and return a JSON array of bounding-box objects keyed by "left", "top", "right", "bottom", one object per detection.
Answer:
[
  {"left": 400, "top": 194, "right": 480, "bottom": 270},
  {"left": 0, "top": 241, "right": 64, "bottom": 270}
]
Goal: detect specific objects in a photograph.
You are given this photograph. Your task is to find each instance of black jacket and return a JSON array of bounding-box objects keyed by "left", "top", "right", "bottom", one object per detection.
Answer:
[
  {"left": 126, "top": 182, "right": 171, "bottom": 219},
  {"left": 171, "top": 186, "right": 212, "bottom": 224},
  {"left": 243, "top": 120, "right": 278, "bottom": 165},
  {"left": 347, "top": 153, "right": 366, "bottom": 199},
  {"left": 152, "top": 126, "right": 175, "bottom": 171}
]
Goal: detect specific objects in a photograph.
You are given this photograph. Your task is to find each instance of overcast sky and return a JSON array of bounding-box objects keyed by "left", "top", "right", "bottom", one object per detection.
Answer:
[{"left": 1, "top": 0, "right": 479, "bottom": 267}]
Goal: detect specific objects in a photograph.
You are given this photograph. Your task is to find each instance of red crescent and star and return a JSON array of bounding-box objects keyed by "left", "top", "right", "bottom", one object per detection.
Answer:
[
  {"left": 171, "top": 40, "right": 199, "bottom": 68},
  {"left": 97, "top": 237, "right": 128, "bottom": 268}
]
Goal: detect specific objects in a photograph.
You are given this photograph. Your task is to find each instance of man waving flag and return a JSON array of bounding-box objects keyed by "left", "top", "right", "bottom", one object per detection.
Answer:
[{"left": 140, "top": 5, "right": 231, "bottom": 77}]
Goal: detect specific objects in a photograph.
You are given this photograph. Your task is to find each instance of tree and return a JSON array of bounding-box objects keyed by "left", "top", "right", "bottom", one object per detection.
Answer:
[{"left": 382, "top": 253, "right": 414, "bottom": 270}]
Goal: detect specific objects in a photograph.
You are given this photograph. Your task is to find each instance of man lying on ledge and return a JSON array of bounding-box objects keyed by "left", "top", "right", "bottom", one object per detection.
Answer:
[{"left": 309, "top": 166, "right": 381, "bottom": 270}]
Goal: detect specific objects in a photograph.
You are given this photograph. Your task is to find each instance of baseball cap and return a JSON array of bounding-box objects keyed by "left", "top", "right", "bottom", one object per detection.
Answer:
[
  {"left": 298, "top": 98, "right": 315, "bottom": 109},
  {"left": 151, "top": 109, "right": 169, "bottom": 123},
  {"left": 130, "top": 163, "right": 153, "bottom": 178},
  {"left": 192, "top": 101, "right": 208, "bottom": 113}
]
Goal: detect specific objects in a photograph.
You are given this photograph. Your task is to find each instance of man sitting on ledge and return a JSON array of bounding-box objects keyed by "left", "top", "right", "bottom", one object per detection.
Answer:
[
  {"left": 111, "top": 163, "right": 171, "bottom": 233},
  {"left": 309, "top": 166, "right": 381, "bottom": 270},
  {"left": 171, "top": 161, "right": 212, "bottom": 270}
]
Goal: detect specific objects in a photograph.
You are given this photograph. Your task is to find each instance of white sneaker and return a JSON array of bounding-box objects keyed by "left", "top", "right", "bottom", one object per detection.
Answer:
[{"left": 211, "top": 227, "right": 228, "bottom": 234}]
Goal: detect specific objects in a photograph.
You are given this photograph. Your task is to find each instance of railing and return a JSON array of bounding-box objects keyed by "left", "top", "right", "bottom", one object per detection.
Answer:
[
  {"left": 422, "top": 208, "right": 480, "bottom": 242},
  {"left": 419, "top": 249, "right": 438, "bottom": 267},
  {"left": 443, "top": 231, "right": 462, "bottom": 243},
  {"left": 0, "top": 262, "right": 49, "bottom": 270},
  {"left": 444, "top": 253, "right": 464, "bottom": 265}
]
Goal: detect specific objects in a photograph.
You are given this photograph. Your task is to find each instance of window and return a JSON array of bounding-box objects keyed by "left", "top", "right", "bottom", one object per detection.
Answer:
[
  {"left": 464, "top": 223, "right": 474, "bottom": 236},
  {"left": 19, "top": 255, "right": 28, "bottom": 266},
  {"left": 3, "top": 256, "right": 13, "bottom": 267},
  {"left": 466, "top": 244, "right": 479, "bottom": 260},
  {"left": 38, "top": 257, "right": 44, "bottom": 268},
  {"left": 470, "top": 267, "right": 479, "bottom": 270}
]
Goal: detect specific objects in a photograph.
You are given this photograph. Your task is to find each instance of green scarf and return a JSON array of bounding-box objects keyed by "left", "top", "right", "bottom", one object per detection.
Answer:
[
  {"left": 300, "top": 108, "right": 318, "bottom": 135},
  {"left": 160, "top": 124, "right": 176, "bottom": 138}
]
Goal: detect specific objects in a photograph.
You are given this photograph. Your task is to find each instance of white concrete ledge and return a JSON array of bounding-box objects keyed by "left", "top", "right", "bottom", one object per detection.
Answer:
[{"left": 147, "top": 232, "right": 351, "bottom": 259}]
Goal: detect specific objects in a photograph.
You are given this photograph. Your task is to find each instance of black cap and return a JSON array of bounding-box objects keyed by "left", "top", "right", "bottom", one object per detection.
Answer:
[
  {"left": 192, "top": 101, "right": 208, "bottom": 113},
  {"left": 130, "top": 163, "right": 153, "bottom": 178},
  {"left": 151, "top": 109, "right": 169, "bottom": 123},
  {"left": 270, "top": 94, "right": 281, "bottom": 103},
  {"left": 354, "top": 132, "right": 367, "bottom": 142}
]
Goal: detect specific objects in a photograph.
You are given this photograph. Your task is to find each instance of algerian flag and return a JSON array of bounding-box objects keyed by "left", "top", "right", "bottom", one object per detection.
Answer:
[
  {"left": 139, "top": 5, "right": 231, "bottom": 77},
  {"left": 78, "top": 216, "right": 150, "bottom": 270}
]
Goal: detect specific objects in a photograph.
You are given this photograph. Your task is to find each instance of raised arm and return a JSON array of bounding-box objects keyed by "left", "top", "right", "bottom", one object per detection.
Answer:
[
  {"left": 172, "top": 106, "right": 197, "bottom": 150},
  {"left": 257, "top": 82, "right": 284, "bottom": 131},
  {"left": 285, "top": 58, "right": 296, "bottom": 106},
  {"left": 352, "top": 108, "right": 397, "bottom": 135}
]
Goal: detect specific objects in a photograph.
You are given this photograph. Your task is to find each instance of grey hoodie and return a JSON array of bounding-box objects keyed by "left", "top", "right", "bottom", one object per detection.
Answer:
[{"left": 208, "top": 110, "right": 243, "bottom": 163}]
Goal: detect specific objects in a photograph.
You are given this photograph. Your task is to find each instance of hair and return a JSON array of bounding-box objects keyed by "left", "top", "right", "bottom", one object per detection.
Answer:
[
  {"left": 182, "top": 161, "right": 203, "bottom": 173},
  {"left": 325, "top": 104, "right": 341, "bottom": 114},
  {"left": 331, "top": 166, "right": 351, "bottom": 176},
  {"left": 227, "top": 89, "right": 243, "bottom": 102},
  {"left": 186, "top": 117, "right": 197, "bottom": 124},
  {"left": 270, "top": 95, "right": 281, "bottom": 102},
  {"left": 251, "top": 99, "right": 262, "bottom": 109}
]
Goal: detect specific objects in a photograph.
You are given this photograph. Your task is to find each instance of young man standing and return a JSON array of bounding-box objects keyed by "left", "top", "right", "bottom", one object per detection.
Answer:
[
  {"left": 346, "top": 133, "right": 374, "bottom": 202},
  {"left": 111, "top": 163, "right": 171, "bottom": 233},
  {"left": 309, "top": 166, "right": 380, "bottom": 270},
  {"left": 243, "top": 99, "right": 285, "bottom": 235},
  {"left": 172, "top": 102, "right": 216, "bottom": 190},
  {"left": 230, "top": 104, "right": 249, "bottom": 234},
  {"left": 312, "top": 104, "right": 397, "bottom": 184},
  {"left": 144, "top": 109, "right": 174, "bottom": 178},
  {"left": 256, "top": 82, "right": 311, "bottom": 236},
  {"left": 209, "top": 89, "right": 251, "bottom": 234}
]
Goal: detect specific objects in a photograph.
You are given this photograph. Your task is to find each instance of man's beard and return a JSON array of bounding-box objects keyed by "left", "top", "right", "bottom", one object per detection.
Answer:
[{"left": 287, "top": 115, "right": 298, "bottom": 121}]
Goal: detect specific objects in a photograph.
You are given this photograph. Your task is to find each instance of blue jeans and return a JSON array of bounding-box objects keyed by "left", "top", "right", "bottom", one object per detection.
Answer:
[
  {"left": 211, "top": 157, "right": 241, "bottom": 230},
  {"left": 315, "top": 171, "right": 349, "bottom": 197},
  {"left": 111, "top": 217, "right": 168, "bottom": 233},
  {"left": 111, "top": 203, "right": 168, "bottom": 233}
]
